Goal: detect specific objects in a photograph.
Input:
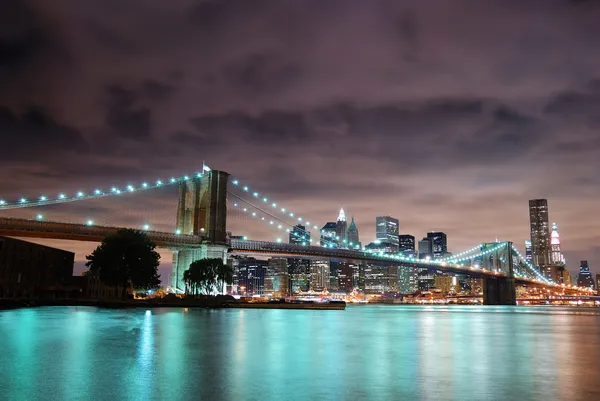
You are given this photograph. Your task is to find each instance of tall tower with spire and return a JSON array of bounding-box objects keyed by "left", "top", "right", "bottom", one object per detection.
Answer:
[
  {"left": 550, "top": 223, "right": 565, "bottom": 264},
  {"left": 336, "top": 208, "right": 348, "bottom": 248},
  {"left": 347, "top": 216, "right": 360, "bottom": 248}
]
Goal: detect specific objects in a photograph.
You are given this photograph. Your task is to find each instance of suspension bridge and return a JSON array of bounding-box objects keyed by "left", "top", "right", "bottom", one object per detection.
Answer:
[{"left": 0, "top": 168, "right": 590, "bottom": 304}]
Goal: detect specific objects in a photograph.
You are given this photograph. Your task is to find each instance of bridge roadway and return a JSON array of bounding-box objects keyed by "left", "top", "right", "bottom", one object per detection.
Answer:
[{"left": 0, "top": 217, "right": 551, "bottom": 287}]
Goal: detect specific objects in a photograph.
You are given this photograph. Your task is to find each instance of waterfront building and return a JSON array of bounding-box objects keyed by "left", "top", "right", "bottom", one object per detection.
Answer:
[
  {"left": 398, "top": 235, "right": 415, "bottom": 252},
  {"left": 320, "top": 222, "right": 338, "bottom": 247},
  {"left": 338, "top": 262, "right": 356, "bottom": 293},
  {"left": 0, "top": 236, "right": 74, "bottom": 299},
  {"left": 364, "top": 262, "right": 396, "bottom": 294},
  {"left": 347, "top": 217, "right": 360, "bottom": 248},
  {"left": 529, "top": 199, "right": 551, "bottom": 268},
  {"left": 577, "top": 261, "right": 595, "bottom": 290},
  {"left": 427, "top": 232, "right": 447, "bottom": 259},
  {"left": 336, "top": 208, "right": 348, "bottom": 247},
  {"left": 398, "top": 267, "right": 418, "bottom": 294},
  {"left": 288, "top": 224, "right": 311, "bottom": 292},
  {"left": 417, "top": 268, "right": 436, "bottom": 291},
  {"left": 234, "top": 257, "right": 268, "bottom": 296},
  {"left": 310, "top": 260, "right": 330, "bottom": 291},
  {"left": 563, "top": 269, "right": 572, "bottom": 287},
  {"left": 267, "top": 258, "right": 289, "bottom": 297},
  {"left": 434, "top": 276, "right": 458, "bottom": 294},
  {"left": 376, "top": 216, "right": 399, "bottom": 251},
  {"left": 418, "top": 238, "right": 433, "bottom": 259}
]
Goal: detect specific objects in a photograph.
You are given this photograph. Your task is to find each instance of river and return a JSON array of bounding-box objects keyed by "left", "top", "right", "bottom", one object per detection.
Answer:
[{"left": 1, "top": 305, "right": 599, "bottom": 401}]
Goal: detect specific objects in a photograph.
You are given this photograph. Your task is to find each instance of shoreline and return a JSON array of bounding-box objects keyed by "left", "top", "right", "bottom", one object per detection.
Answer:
[{"left": 0, "top": 298, "right": 347, "bottom": 311}]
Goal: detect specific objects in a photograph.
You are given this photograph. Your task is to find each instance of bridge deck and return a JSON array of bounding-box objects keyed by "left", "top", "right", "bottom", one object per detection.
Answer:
[{"left": 0, "top": 217, "right": 555, "bottom": 288}]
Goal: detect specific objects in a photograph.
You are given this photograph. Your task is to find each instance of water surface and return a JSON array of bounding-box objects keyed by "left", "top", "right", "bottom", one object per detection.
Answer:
[{"left": 1, "top": 305, "right": 599, "bottom": 401}]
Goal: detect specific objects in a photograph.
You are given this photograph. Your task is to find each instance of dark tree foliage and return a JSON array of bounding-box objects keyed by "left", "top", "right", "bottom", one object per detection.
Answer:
[
  {"left": 85, "top": 229, "right": 161, "bottom": 297},
  {"left": 184, "top": 258, "right": 234, "bottom": 295}
]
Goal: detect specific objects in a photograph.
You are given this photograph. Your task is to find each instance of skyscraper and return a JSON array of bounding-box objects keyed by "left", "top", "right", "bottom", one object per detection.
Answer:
[
  {"left": 426, "top": 232, "right": 447, "bottom": 258},
  {"left": 577, "top": 261, "right": 595, "bottom": 289},
  {"left": 310, "top": 260, "right": 330, "bottom": 291},
  {"left": 288, "top": 224, "right": 311, "bottom": 292},
  {"left": 336, "top": 208, "right": 348, "bottom": 247},
  {"left": 550, "top": 223, "right": 565, "bottom": 264},
  {"left": 418, "top": 238, "right": 433, "bottom": 259},
  {"left": 320, "top": 222, "right": 337, "bottom": 247},
  {"left": 525, "top": 240, "right": 532, "bottom": 263},
  {"left": 597, "top": 274, "right": 600, "bottom": 295},
  {"left": 376, "top": 216, "right": 399, "bottom": 250},
  {"left": 267, "top": 258, "right": 289, "bottom": 297},
  {"left": 347, "top": 217, "right": 360, "bottom": 248},
  {"left": 289, "top": 224, "right": 310, "bottom": 246},
  {"left": 529, "top": 199, "right": 550, "bottom": 268},
  {"left": 398, "top": 235, "right": 415, "bottom": 252}
]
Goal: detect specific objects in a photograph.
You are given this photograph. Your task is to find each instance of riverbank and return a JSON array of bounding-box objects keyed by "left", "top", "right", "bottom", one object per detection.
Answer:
[{"left": 0, "top": 297, "right": 346, "bottom": 311}]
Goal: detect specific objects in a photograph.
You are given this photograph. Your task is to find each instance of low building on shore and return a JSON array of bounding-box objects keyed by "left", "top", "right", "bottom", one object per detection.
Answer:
[{"left": 0, "top": 236, "right": 75, "bottom": 299}]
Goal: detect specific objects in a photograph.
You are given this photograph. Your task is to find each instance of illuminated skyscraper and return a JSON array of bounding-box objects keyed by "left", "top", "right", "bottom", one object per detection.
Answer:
[
  {"left": 376, "top": 216, "right": 399, "bottom": 250},
  {"left": 320, "top": 222, "right": 337, "bottom": 247},
  {"left": 577, "top": 261, "right": 595, "bottom": 290},
  {"left": 418, "top": 238, "right": 433, "bottom": 259},
  {"left": 398, "top": 235, "right": 415, "bottom": 252},
  {"left": 288, "top": 224, "right": 310, "bottom": 292},
  {"left": 347, "top": 217, "right": 360, "bottom": 248},
  {"left": 336, "top": 208, "right": 348, "bottom": 247},
  {"left": 427, "top": 232, "right": 447, "bottom": 258},
  {"left": 529, "top": 199, "right": 550, "bottom": 268},
  {"left": 310, "top": 260, "right": 330, "bottom": 291},
  {"left": 525, "top": 240, "right": 532, "bottom": 263},
  {"left": 550, "top": 223, "right": 565, "bottom": 264}
]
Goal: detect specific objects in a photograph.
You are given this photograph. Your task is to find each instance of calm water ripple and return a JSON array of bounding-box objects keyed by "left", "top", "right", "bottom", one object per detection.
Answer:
[{"left": 1, "top": 305, "right": 599, "bottom": 401}]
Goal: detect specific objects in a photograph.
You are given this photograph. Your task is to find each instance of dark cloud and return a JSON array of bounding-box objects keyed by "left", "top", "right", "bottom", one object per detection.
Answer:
[
  {"left": 0, "top": 106, "right": 87, "bottom": 162},
  {"left": 105, "top": 86, "right": 152, "bottom": 139}
]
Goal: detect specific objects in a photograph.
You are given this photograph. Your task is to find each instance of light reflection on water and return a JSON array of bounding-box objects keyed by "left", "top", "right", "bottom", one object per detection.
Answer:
[{"left": 1, "top": 305, "right": 599, "bottom": 401}]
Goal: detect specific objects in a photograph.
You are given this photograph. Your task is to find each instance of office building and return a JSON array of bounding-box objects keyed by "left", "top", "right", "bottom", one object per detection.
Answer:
[
  {"left": 338, "top": 262, "right": 356, "bottom": 293},
  {"left": 529, "top": 199, "right": 550, "bottom": 268},
  {"left": 310, "top": 260, "right": 330, "bottom": 291},
  {"left": 376, "top": 216, "right": 399, "bottom": 250},
  {"left": 417, "top": 268, "right": 436, "bottom": 291},
  {"left": 577, "top": 261, "right": 595, "bottom": 290},
  {"left": 267, "top": 258, "right": 289, "bottom": 297},
  {"left": 347, "top": 217, "right": 360, "bottom": 248},
  {"left": 563, "top": 269, "right": 572, "bottom": 287},
  {"left": 418, "top": 238, "right": 433, "bottom": 259},
  {"left": 288, "top": 224, "right": 311, "bottom": 292},
  {"left": 427, "top": 232, "right": 447, "bottom": 258},
  {"left": 398, "top": 235, "right": 415, "bottom": 252},
  {"left": 550, "top": 223, "right": 565, "bottom": 264},
  {"left": 0, "top": 236, "right": 74, "bottom": 299},
  {"left": 234, "top": 257, "right": 268, "bottom": 296},
  {"left": 434, "top": 276, "right": 458, "bottom": 294},
  {"left": 398, "top": 267, "right": 418, "bottom": 294},
  {"left": 321, "top": 222, "right": 337, "bottom": 247},
  {"left": 336, "top": 208, "right": 348, "bottom": 247},
  {"left": 365, "top": 240, "right": 397, "bottom": 254},
  {"left": 525, "top": 240, "right": 532, "bottom": 264}
]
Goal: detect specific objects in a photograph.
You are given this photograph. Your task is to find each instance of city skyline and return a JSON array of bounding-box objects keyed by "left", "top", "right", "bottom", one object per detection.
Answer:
[{"left": 1, "top": 1, "right": 599, "bottom": 275}]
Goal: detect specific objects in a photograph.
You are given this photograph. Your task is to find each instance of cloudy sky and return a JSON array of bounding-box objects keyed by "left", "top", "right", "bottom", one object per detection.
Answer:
[{"left": 1, "top": 0, "right": 599, "bottom": 280}]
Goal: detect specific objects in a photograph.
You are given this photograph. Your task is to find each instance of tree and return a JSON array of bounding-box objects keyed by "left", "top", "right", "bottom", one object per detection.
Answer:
[
  {"left": 184, "top": 258, "right": 233, "bottom": 295},
  {"left": 85, "top": 229, "right": 161, "bottom": 298}
]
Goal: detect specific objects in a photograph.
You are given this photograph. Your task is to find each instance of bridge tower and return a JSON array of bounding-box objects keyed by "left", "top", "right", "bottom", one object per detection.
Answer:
[
  {"left": 481, "top": 241, "right": 517, "bottom": 305},
  {"left": 171, "top": 170, "right": 230, "bottom": 291}
]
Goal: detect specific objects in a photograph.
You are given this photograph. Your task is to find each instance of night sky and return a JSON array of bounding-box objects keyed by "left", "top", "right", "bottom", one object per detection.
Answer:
[{"left": 1, "top": 0, "right": 600, "bottom": 280}]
